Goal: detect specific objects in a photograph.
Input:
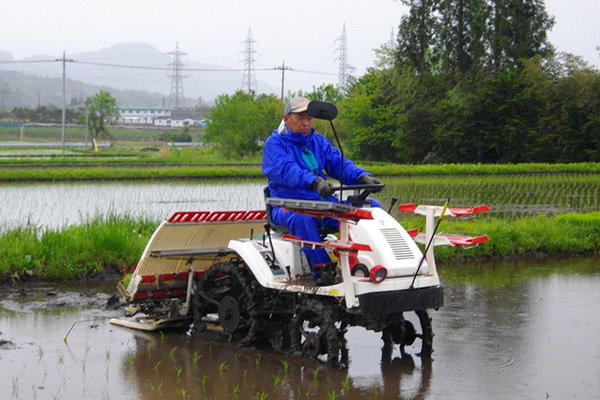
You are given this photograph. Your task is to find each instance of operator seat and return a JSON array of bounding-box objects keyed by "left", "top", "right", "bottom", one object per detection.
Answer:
[
  {"left": 263, "top": 186, "right": 339, "bottom": 239},
  {"left": 263, "top": 186, "right": 290, "bottom": 233}
]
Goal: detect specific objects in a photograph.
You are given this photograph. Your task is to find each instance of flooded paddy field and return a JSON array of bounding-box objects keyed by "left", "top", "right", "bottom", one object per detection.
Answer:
[
  {"left": 2, "top": 172, "right": 600, "bottom": 229},
  {"left": 1, "top": 258, "right": 599, "bottom": 400}
]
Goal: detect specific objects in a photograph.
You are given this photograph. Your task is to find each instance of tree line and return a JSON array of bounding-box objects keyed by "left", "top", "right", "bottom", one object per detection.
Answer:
[
  {"left": 340, "top": 0, "right": 600, "bottom": 163},
  {"left": 206, "top": 0, "right": 600, "bottom": 164}
]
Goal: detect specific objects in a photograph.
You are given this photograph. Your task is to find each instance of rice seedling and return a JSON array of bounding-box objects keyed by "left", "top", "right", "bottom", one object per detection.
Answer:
[
  {"left": 312, "top": 367, "right": 320, "bottom": 380},
  {"left": 372, "top": 386, "right": 380, "bottom": 399},
  {"left": 255, "top": 355, "right": 261, "bottom": 368},
  {"left": 37, "top": 345, "right": 44, "bottom": 362},
  {"left": 256, "top": 391, "right": 268, "bottom": 400},
  {"left": 232, "top": 383, "right": 240, "bottom": 395},
  {"left": 169, "top": 346, "right": 179, "bottom": 360},
  {"left": 341, "top": 377, "right": 351, "bottom": 393},
  {"left": 175, "top": 365, "right": 183, "bottom": 378},
  {"left": 328, "top": 390, "right": 339, "bottom": 400},
  {"left": 281, "top": 360, "right": 289, "bottom": 373},
  {"left": 218, "top": 361, "right": 230, "bottom": 373},
  {"left": 234, "top": 351, "right": 243, "bottom": 359},
  {"left": 180, "top": 388, "right": 186, "bottom": 399},
  {"left": 154, "top": 360, "right": 162, "bottom": 372},
  {"left": 272, "top": 374, "right": 282, "bottom": 387},
  {"left": 191, "top": 351, "right": 202, "bottom": 365},
  {"left": 148, "top": 380, "right": 161, "bottom": 393},
  {"left": 12, "top": 376, "right": 19, "bottom": 397},
  {"left": 201, "top": 375, "right": 209, "bottom": 392}
]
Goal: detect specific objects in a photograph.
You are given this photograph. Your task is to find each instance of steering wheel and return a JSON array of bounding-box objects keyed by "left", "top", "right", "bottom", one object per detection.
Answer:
[{"left": 330, "top": 183, "right": 385, "bottom": 207}]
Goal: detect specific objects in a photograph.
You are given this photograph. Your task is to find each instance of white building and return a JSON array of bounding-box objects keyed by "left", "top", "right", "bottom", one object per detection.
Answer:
[
  {"left": 118, "top": 106, "right": 170, "bottom": 125},
  {"left": 154, "top": 117, "right": 198, "bottom": 127}
]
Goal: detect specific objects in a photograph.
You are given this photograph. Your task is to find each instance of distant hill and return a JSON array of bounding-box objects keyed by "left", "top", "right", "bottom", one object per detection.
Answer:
[
  {"left": 0, "top": 43, "right": 277, "bottom": 109},
  {"left": 0, "top": 69, "right": 166, "bottom": 109}
]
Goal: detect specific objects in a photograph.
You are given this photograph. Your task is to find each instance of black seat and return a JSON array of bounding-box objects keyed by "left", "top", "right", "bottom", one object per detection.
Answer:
[
  {"left": 263, "top": 186, "right": 339, "bottom": 239},
  {"left": 264, "top": 186, "right": 290, "bottom": 233}
]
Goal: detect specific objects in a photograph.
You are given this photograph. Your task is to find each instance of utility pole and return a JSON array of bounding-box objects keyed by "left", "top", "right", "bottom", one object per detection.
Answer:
[
  {"left": 85, "top": 107, "right": 89, "bottom": 148},
  {"left": 274, "top": 61, "right": 291, "bottom": 102},
  {"left": 241, "top": 27, "right": 258, "bottom": 93},
  {"left": 0, "top": 88, "right": 7, "bottom": 111},
  {"left": 56, "top": 51, "right": 73, "bottom": 148}
]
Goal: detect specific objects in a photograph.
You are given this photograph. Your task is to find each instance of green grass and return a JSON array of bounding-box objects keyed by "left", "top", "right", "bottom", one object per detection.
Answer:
[
  {"left": 405, "top": 212, "right": 600, "bottom": 261},
  {"left": 1, "top": 212, "right": 599, "bottom": 282},
  {"left": 0, "top": 214, "right": 157, "bottom": 280},
  {"left": 0, "top": 165, "right": 263, "bottom": 182}
]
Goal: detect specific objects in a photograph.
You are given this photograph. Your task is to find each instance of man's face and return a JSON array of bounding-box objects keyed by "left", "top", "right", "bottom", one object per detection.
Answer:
[{"left": 284, "top": 111, "right": 313, "bottom": 136}]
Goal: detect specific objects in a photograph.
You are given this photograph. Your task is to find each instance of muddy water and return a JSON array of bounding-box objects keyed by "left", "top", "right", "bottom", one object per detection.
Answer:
[
  {"left": 0, "top": 259, "right": 600, "bottom": 399},
  {"left": 1, "top": 258, "right": 599, "bottom": 400}
]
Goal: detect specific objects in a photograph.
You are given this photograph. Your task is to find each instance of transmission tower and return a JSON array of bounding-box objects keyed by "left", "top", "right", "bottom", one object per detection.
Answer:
[
  {"left": 335, "top": 23, "right": 356, "bottom": 92},
  {"left": 241, "top": 27, "right": 258, "bottom": 93},
  {"left": 387, "top": 27, "right": 396, "bottom": 49},
  {"left": 166, "top": 42, "right": 189, "bottom": 110}
]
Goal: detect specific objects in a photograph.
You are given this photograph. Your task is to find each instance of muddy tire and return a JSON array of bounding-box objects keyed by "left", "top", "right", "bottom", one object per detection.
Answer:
[
  {"left": 192, "top": 261, "right": 253, "bottom": 337},
  {"left": 290, "top": 297, "right": 347, "bottom": 367}
]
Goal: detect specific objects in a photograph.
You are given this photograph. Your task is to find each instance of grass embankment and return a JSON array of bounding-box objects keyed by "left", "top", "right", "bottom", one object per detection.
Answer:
[
  {"left": 0, "top": 215, "right": 158, "bottom": 282},
  {"left": 2, "top": 158, "right": 600, "bottom": 182},
  {"left": 2, "top": 212, "right": 599, "bottom": 282}
]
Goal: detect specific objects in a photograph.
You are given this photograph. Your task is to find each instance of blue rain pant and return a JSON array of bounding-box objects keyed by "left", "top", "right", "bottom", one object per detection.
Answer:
[{"left": 271, "top": 198, "right": 381, "bottom": 278}]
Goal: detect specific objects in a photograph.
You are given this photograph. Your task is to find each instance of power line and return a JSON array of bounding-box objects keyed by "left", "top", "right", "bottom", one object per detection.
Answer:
[{"left": 0, "top": 58, "right": 336, "bottom": 74}]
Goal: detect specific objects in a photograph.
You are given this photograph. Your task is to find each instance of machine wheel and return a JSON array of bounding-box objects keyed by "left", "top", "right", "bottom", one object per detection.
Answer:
[
  {"left": 382, "top": 310, "right": 433, "bottom": 359},
  {"left": 290, "top": 298, "right": 347, "bottom": 367},
  {"left": 192, "top": 261, "right": 253, "bottom": 337},
  {"left": 382, "top": 314, "right": 417, "bottom": 358},
  {"left": 415, "top": 309, "right": 434, "bottom": 357}
]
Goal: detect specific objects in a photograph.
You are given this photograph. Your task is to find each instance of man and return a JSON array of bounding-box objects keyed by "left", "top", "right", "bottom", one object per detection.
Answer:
[{"left": 262, "top": 97, "right": 381, "bottom": 283}]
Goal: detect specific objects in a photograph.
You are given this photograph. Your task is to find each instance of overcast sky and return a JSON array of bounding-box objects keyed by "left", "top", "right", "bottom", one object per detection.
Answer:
[{"left": 2, "top": 0, "right": 599, "bottom": 95}]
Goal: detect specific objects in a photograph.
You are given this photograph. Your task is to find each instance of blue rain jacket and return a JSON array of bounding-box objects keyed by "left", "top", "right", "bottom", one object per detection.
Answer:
[{"left": 262, "top": 127, "right": 369, "bottom": 200}]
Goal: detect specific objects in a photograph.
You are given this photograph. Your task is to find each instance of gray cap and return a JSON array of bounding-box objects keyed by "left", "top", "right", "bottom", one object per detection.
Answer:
[{"left": 284, "top": 97, "right": 309, "bottom": 115}]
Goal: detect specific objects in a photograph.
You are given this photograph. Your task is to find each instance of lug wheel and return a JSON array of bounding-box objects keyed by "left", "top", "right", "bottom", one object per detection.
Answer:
[
  {"left": 415, "top": 309, "right": 434, "bottom": 357},
  {"left": 192, "top": 262, "right": 252, "bottom": 336},
  {"left": 291, "top": 298, "right": 347, "bottom": 367},
  {"left": 382, "top": 310, "right": 433, "bottom": 358}
]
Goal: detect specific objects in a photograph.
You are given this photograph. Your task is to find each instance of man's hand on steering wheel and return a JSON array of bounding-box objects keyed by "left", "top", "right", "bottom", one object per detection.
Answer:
[
  {"left": 312, "top": 177, "right": 335, "bottom": 197},
  {"left": 357, "top": 174, "right": 383, "bottom": 193}
]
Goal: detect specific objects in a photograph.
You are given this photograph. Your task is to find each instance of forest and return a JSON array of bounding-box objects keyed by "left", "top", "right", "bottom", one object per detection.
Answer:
[
  {"left": 206, "top": 0, "right": 600, "bottom": 164},
  {"left": 339, "top": 0, "right": 600, "bottom": 164}
]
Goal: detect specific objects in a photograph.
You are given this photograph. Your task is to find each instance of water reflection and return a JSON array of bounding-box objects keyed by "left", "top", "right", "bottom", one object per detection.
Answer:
[{"left": 1, "top": 258, "right": 598, "bottom": 399}]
